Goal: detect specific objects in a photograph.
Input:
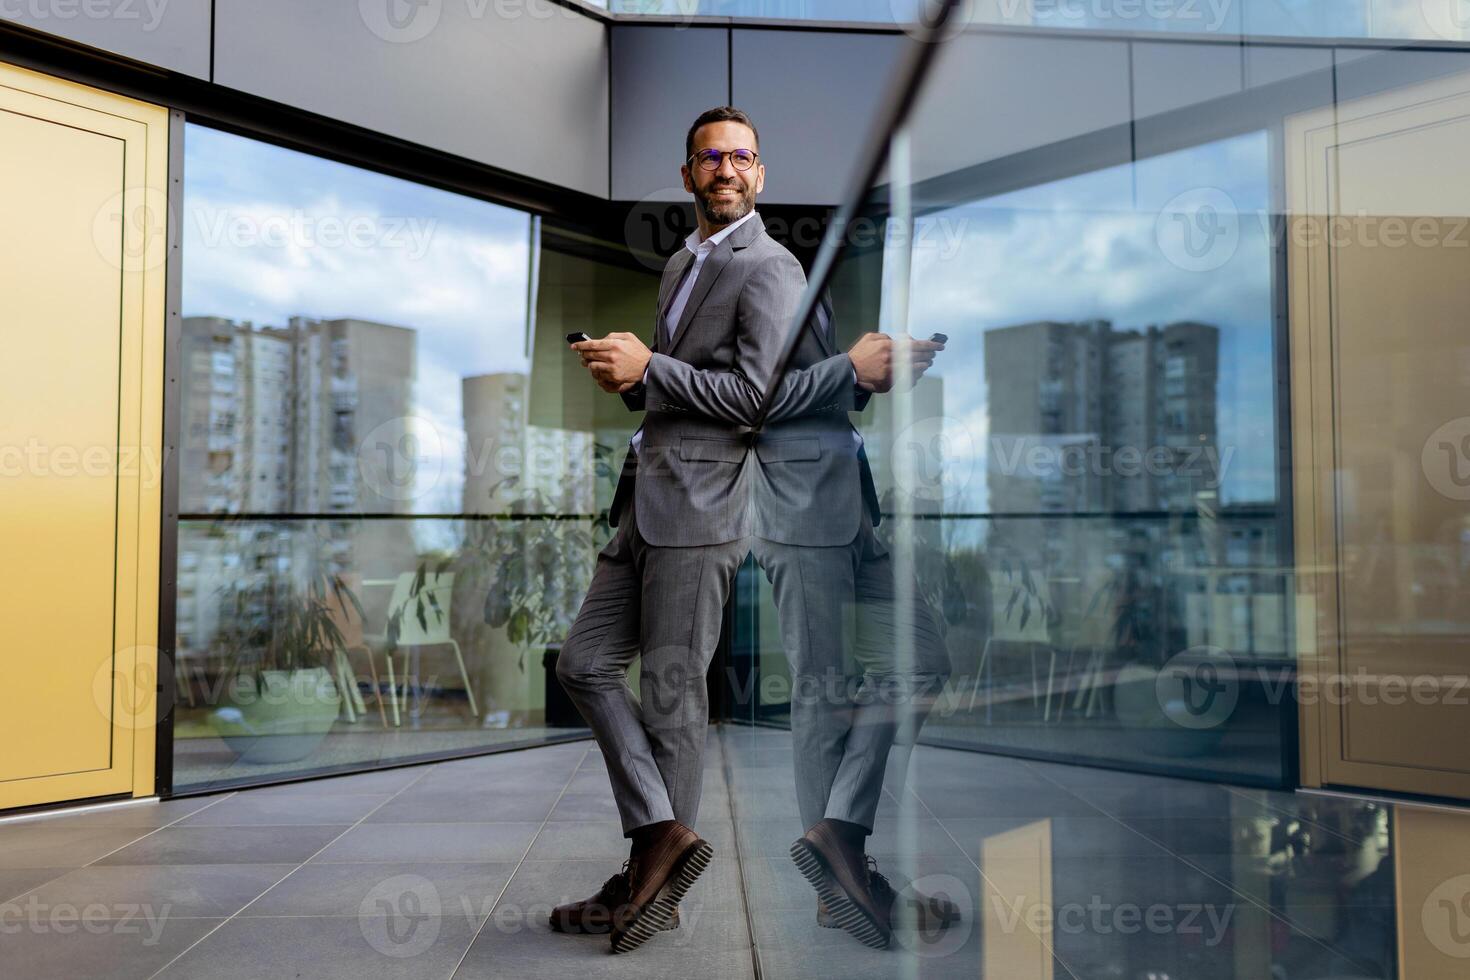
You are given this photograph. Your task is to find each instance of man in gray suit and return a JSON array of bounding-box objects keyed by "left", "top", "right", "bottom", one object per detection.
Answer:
[
  {"left": 750, "top": 294, "right": 955, "bottom": 950},
  {"left": 551, "top": 106, "right": 946, "bottom": 951},
  {"left": 550, "top": 106, "right": 863, "bottom": 953},
  {"left": 626, "top": 280, "right": 956, "bottom": 948}
]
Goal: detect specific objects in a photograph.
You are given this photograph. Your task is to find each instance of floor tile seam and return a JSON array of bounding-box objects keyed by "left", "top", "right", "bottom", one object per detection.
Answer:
[
  {"left": 142, "top": 760, "right": 440, "bottom": 979},
  {"left": 446, "top": 742, "right": 592, "bottom": 979}
]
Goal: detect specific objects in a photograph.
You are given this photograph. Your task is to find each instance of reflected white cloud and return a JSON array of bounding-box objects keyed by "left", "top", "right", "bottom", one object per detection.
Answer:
[
  {"left": 181, "top": 124, "right": 538, "bottom": 518},
  {"left": 903, "top": 131, "right": 1277, "bottom": 511}
]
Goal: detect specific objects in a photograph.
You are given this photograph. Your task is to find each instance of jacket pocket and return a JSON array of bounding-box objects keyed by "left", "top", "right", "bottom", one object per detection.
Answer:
[
  {"left": 754, "top": 437, "right": 822, "bottom": 463},
  {"left": 678, "top": 437, "right": 749, "bottom": 463}
]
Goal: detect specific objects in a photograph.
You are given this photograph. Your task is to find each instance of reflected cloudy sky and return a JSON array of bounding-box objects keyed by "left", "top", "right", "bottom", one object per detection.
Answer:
[
  {"left": 184, "top": 122, "right": 1280, "bottom": 519},
  {"left": 182, "top": 124, "right": 535, "bottom": 513},
  {"left": 609, "top": 0, "right": 1469, "bottom": 40},
  {"left": 902, "top": 130, "right": 1277, "bottom": 512}
]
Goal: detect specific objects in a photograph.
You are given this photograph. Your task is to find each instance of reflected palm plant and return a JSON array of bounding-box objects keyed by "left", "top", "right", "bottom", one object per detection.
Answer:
[
  {"left": 874, "top": 487, "right": 972, "bottom": 632},
  {"left": 383, "top": 556, "right": 453, "bottom": 655},
  {"left": 994, "top": 554, "right": 1060, "bottom": 638},
  {"left": 467, "top": 459, "right": 614, "bottom": 672},
  {"left": 216, "top": 570, "right": 362, "bottom": 678}
]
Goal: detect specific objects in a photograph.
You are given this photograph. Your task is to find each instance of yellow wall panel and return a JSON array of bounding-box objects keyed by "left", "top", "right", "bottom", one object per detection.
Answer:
[{"left": 0, "top": 60, "right": 167, "bottom": 810}]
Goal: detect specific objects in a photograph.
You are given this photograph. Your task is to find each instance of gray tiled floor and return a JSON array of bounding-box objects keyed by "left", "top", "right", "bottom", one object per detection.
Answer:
[{"left": 0, "top": 728, "right": 1398, "bottom": 979}]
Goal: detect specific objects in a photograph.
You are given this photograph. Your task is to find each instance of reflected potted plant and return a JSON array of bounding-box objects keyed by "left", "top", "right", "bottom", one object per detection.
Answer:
[
  {"left": 1099, "top": 570, "right": 1227, "bottom": 756},
  {"left": 208, "top": 571, "right": 359, "bottom": 763},
  {"left": 467, "top": 450, "right": 615, "bottom": 728},
  {"left": 874, "top": 487, "right": 974, "bottom": 634},
  {"left": 472, "top": 479, "right": 592, "bottom": 674}
]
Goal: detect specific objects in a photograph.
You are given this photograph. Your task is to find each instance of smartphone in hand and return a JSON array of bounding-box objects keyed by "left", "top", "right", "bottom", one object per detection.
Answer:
[
  {"left": 566, "top": 332, "right": 591, "bottom": 345},
  {"left": 929, "top": 333, "right": 948, "bottom": 344}
]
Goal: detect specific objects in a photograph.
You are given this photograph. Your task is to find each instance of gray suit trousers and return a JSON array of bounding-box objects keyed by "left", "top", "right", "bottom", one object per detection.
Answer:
[
  {"left": 752, "top": 517, "right": 951, "bottom": 833},
  {"left": 556, "top": 496, "right": 748, "bottom": 835}
]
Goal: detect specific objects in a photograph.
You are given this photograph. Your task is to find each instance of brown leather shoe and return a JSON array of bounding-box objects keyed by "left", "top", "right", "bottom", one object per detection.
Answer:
[
  {"left": 549, "top": 862, "right": 681, "bottom": 934},
  {"left": 791, "top": 819, "right": 891, "bottom": 948},
  {"left": 816, "top": 859, "right": 961, "bottom": 933},
  {"left": 609, "top": 822, "right": 712, "bottom": 953}
]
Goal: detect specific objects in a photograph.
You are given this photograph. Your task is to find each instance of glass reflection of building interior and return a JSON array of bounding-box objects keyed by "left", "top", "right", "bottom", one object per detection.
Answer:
[
  {"left": 4, "top": 0, "right": 1470, "bottom": 977},
  {"left": 171, "top": 126, "right": 659, "bottom": 790}
]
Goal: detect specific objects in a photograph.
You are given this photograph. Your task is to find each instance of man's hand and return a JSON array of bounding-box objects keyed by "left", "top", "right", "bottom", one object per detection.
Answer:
[
  {"left": 847, "top": 332, "right": 944, "bottom": 392},
  {"left": 573, "top": 333, "right": 652, "bottom": 394}
]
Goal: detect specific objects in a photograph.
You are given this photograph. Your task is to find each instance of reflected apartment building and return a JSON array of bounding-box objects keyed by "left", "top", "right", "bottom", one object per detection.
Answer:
[
  {"left": 6, "top": 1, "right": 1470, "bottom": 977},
  {"left": 984, "top": 318, "right": 1222, "bottom": 517},
  {"left": 175, "top": 316, "right": 417, "bottom": 657}
]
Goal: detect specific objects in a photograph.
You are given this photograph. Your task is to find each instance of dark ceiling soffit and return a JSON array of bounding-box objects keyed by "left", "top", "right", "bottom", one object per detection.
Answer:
[{"left": 0, "top": 18, "right": 608, "bottom": 222}]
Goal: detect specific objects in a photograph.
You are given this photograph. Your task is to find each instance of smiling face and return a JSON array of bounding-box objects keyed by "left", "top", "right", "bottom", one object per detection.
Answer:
[{"left": 682, "top": 120, "right": 764, "bottom": 233}]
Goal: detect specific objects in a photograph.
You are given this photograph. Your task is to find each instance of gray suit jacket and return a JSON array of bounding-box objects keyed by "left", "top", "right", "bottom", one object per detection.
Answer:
[{"left": 609, "top": 214, "right": 876, "bottom": 548}]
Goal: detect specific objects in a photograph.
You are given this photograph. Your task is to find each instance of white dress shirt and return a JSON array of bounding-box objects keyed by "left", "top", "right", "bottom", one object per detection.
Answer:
[
  {"left": 630, "top": 210, "right": 760, "bottom": 456},
  {"left": 661, "top": 208, "right": 759, "bottom": 350}
]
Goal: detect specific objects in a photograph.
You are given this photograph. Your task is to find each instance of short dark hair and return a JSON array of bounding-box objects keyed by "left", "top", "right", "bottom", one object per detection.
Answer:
[{"left": 685, "top": 106, "right": 760, "bottom": 162}]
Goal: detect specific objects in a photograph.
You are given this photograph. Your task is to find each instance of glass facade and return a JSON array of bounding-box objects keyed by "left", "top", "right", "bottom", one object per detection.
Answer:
[
  {"left": 9, "top": 3, "right": 1470, "bottom": 975},
  {"left": 718, "top": 3, "right": 1470, "bottom": 973},
  {"left": 613, "top": 0, "right": 1470, "bottom": 41},
  {"left": 733, "top": 80, "right": 1295, "bottom": 786},
  {"left": 885, "top": 130, "right": 1289, "bottom": 781},
  {"left": 172, "top": 125, "right": 658, "bottom": 791}
]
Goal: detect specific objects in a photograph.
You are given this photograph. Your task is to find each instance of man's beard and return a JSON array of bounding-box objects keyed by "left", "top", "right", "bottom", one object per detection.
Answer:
[{"left": 696, "top": 179, "right": 755, "bottom": 226}]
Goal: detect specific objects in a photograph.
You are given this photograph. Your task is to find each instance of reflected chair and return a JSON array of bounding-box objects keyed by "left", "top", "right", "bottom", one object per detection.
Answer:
[
  {"left": 369, "top": 571, "right": 479, "bottom": 726},
  {"left": 970, "top": 568, "right": 1057, "bottom": 724},
  {"left": 322, "top": 573, "right": 388, "bottom": 728},
  {"left": 1052, "top": 568, "right": 1122, "bottom": 723}
]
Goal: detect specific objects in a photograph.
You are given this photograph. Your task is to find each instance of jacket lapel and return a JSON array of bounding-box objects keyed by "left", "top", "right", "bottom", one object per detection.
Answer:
[
  {"left": 812, "top": 291, "right": 837, "bottom": 357},
  {"left": 666, "top": 213, "right": 765, "bottom": 360},
  {"left": 653, "top": 250, "right": 694, "bottom": 354}
]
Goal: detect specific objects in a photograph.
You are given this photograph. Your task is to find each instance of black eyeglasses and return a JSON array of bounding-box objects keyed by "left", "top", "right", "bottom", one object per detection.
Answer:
[{"left": 688, "top": 148, "right": 760, "bottom": 173}]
